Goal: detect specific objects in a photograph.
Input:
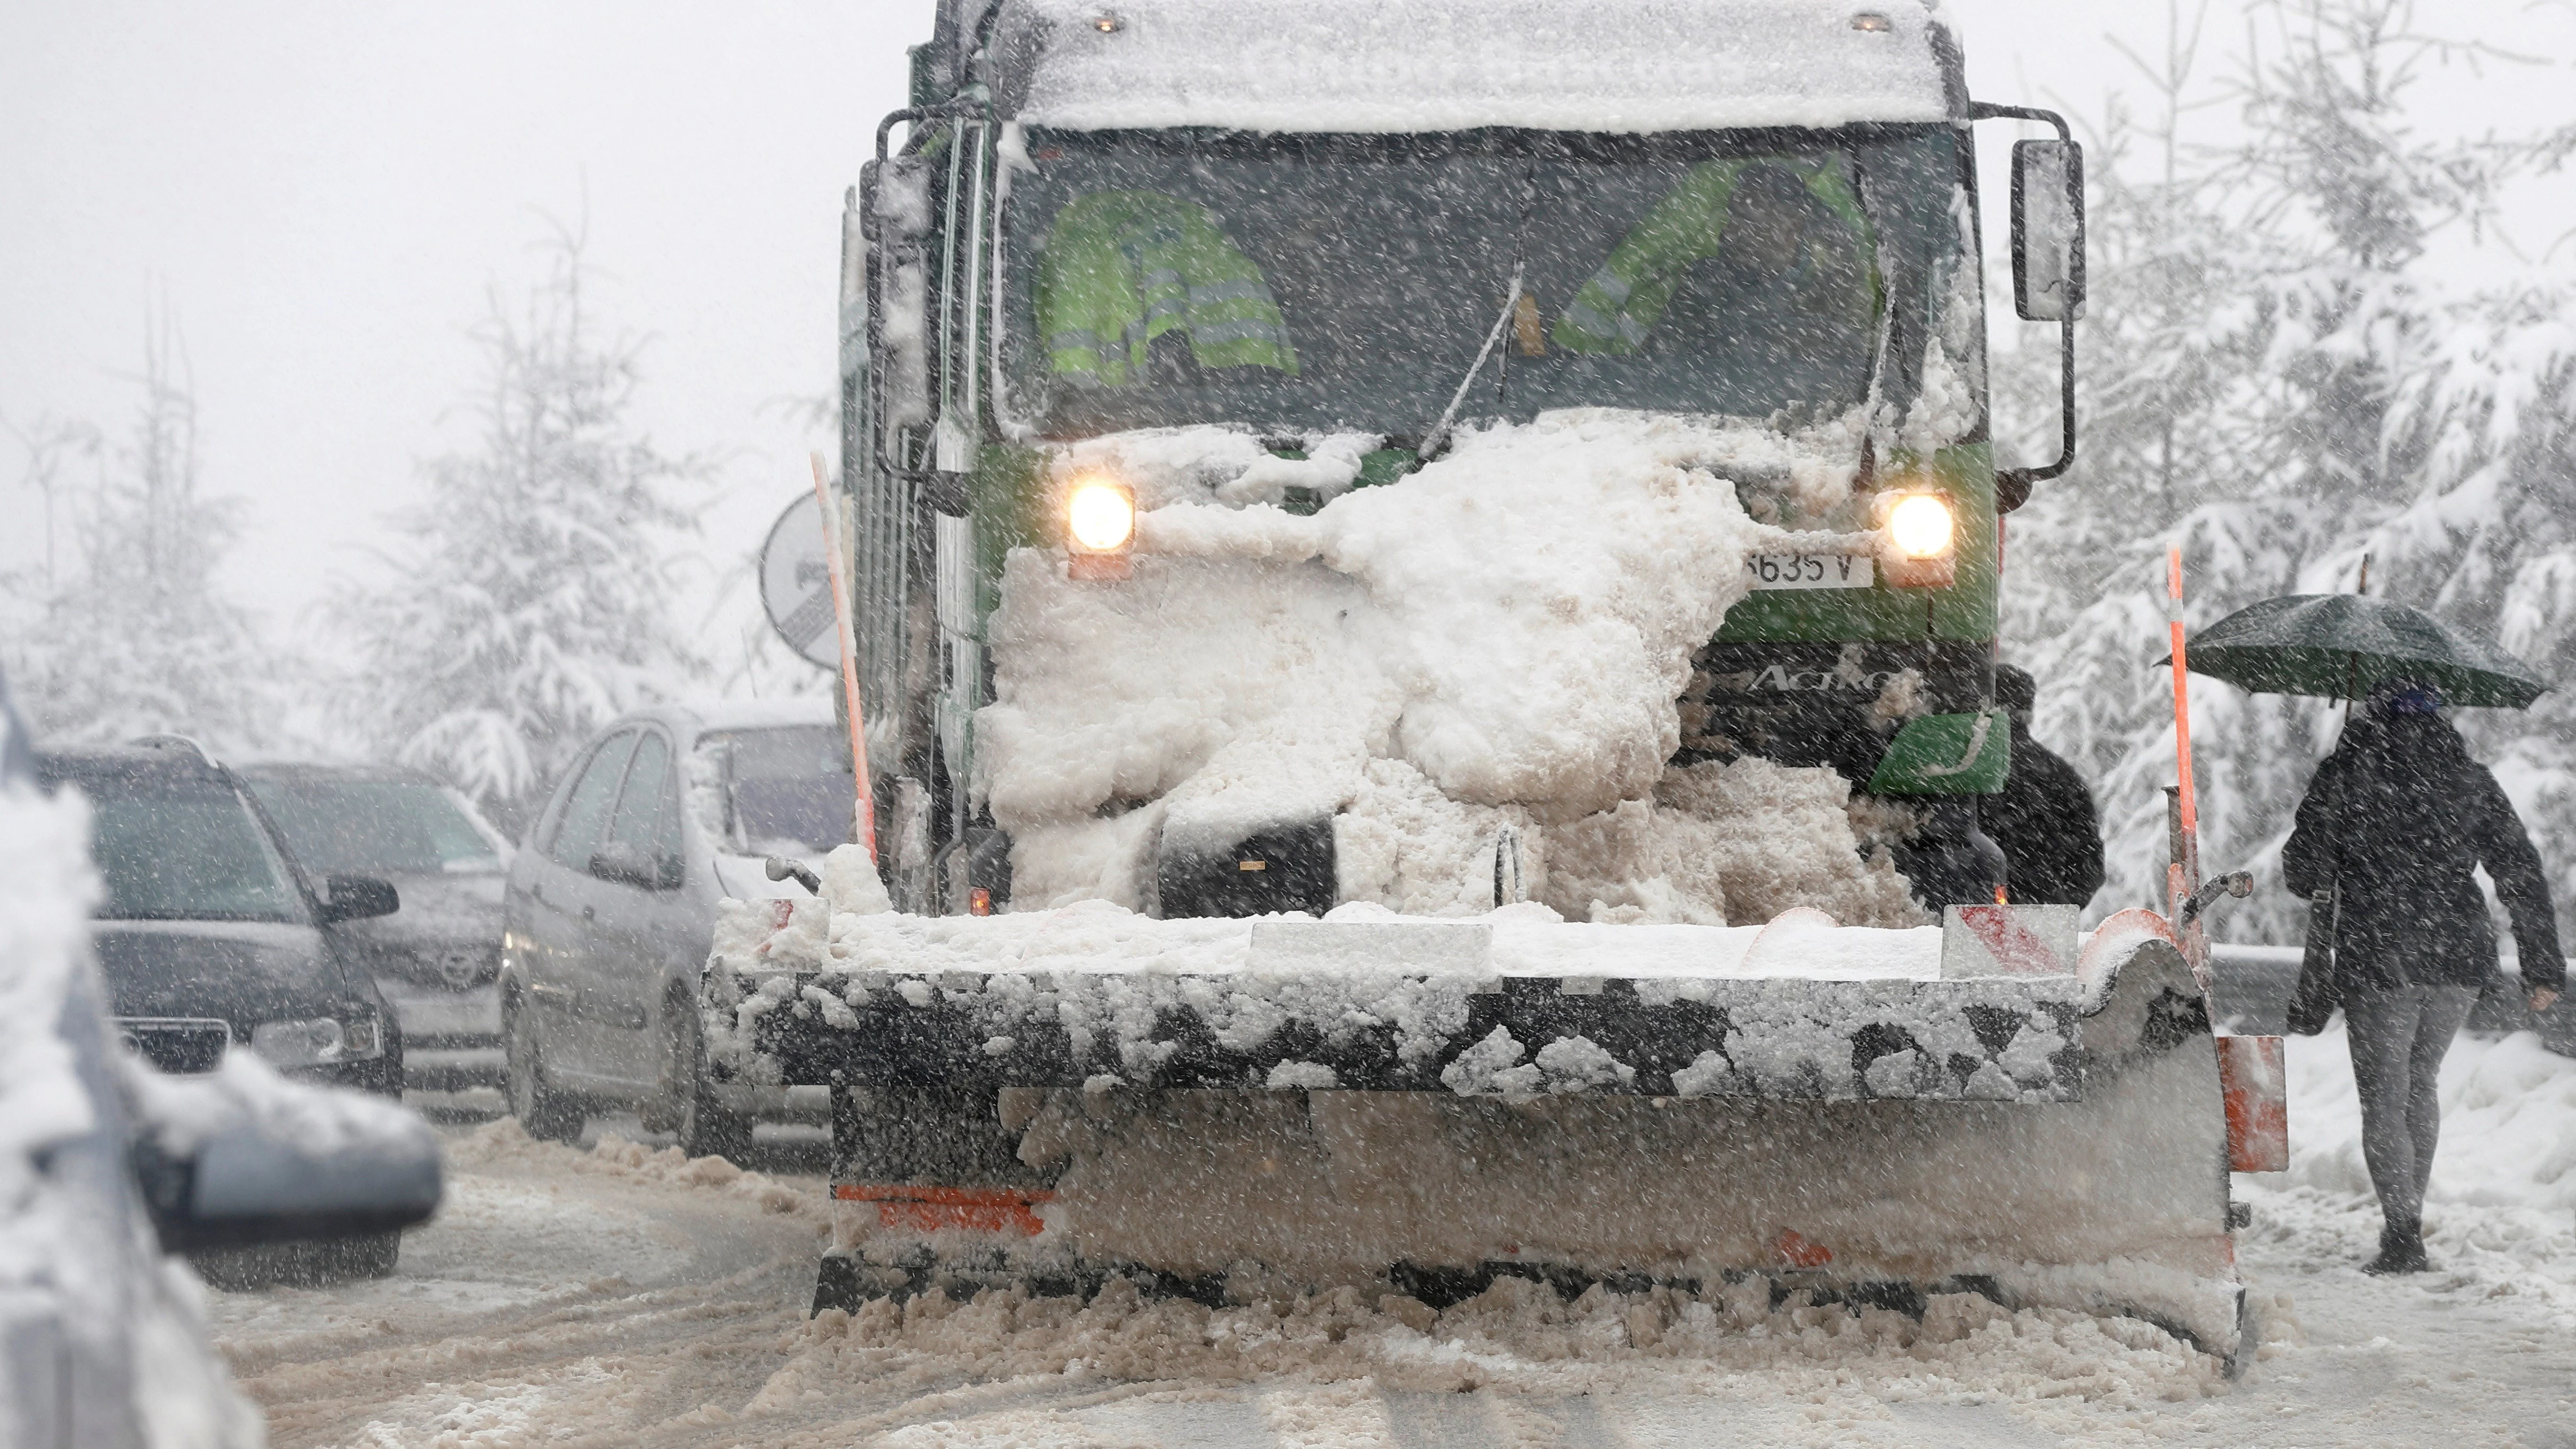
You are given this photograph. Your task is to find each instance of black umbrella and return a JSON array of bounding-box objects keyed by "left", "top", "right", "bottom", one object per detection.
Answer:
[{"left": 2176, "top": 593, "right": 2549, "bottom": 708}]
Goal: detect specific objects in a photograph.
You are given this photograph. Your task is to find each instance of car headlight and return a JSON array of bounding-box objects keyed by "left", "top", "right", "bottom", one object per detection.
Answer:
[
  {"left": 1066, "top": 478, "right": 1136, "bottom": 579},
  {"left": 250, "top": 1014, "right": 383, "bottom": 1068},
  {"left": 1886, "top": 493, "right": 1957, "bottom": 559}
]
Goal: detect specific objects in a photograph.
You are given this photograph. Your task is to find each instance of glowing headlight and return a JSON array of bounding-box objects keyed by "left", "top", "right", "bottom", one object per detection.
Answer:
[
  {"left": 1887, "top": 493, "right": 1956, "bottom": 559},
  {"left": 1066, "top": 480, "right": 1136, "bottom": 553}
]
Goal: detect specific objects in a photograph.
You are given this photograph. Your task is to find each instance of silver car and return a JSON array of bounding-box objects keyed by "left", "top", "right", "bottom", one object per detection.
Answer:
[
  {"left": 499, "top": 699, "right": 848, "bottom": 1156},
  {"left": 238, "top": 763, "right": 514, "bottom": 1093}
]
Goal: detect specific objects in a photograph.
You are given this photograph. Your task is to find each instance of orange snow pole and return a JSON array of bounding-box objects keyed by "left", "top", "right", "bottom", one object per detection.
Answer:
[
  {"left": 2168, "top": 546, "right": 2197, "bottom": 844},
  {"left": 2167, "top": 546, "right": 2206, "bottom": 977},
  {"left": 813, "top": 452, "right": 878, "bottom": 861}
]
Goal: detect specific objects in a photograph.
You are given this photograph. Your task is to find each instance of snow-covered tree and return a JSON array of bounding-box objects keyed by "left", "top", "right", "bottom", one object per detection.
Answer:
[
  {"left": 701, "top": 392, "right": 837, "bottom": 703},
  {"left": 1, "top": 325, "right": 275, "bottom": 749},
  {"left": 336, "top": 237, "right": 710, "bottom": 832},
  {"left": 2001, "top": 0, "right": 2576, "bottom": 943}
]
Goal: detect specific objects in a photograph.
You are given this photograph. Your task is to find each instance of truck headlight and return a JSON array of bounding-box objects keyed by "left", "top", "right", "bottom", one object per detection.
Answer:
[
  {"left": 1066, "top": 478, "right": 1135, "bottom": 580},
  {"left": 1068, "top": 480, "right": 1134, "bottom": 551},
  {"left": 250, "top": 1014, "right": 383, "bottom": 1068},
  {"left": 1887, "top": 493, "right": 1956, "bottom": 558}
]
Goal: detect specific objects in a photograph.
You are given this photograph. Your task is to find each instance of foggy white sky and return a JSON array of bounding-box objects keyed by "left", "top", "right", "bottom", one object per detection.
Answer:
[
  {"left": 3, "top": 1, "right": 2569, "bottom": 671},
  {"left": 0, "top": 0, "right": 914, "bottom": 676}
]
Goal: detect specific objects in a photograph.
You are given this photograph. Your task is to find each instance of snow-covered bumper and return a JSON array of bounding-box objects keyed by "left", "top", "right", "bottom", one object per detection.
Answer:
[
  {"left": 709, "top": 908, "right": 2172, "bottom": 1105},
  {"left": 711, "top": 905, "right": 2259, "bottom": 1360}
]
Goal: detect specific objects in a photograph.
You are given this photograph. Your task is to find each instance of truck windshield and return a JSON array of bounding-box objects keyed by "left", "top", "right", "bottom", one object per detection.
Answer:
[{"left": 1000, "top": 128, "right": 1971, "bottom": 440}]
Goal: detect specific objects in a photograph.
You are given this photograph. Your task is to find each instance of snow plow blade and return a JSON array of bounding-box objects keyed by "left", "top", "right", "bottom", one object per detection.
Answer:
[{"left": 710, "top": 906, "right": 2254, "bottom": 1358}]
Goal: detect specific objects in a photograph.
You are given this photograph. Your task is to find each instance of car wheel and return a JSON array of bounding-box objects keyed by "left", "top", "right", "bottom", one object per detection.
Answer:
[
  {"left": 329, "top": 1231, "right": 403, "bottom": 1279},
  {"left": 669, "top": 997, "right": 752, "bottom": 1163},
  {"left": 505, "top": 992, "right": 583, "bottom": 1144},
  {"left": 193, "top": 1232, "right": 401, "bottom": 1288}
]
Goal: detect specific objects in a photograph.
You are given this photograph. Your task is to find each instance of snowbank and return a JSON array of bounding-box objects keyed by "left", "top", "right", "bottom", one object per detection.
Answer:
[
  {"left": 0, "top": 787, "right": 101, "bottom": 1242},
  {"left": 999, "top": 0, "right": 1953, "bottom": 134},
  {"left": 749, "top": 1273, "right": 2230, "bottom": 1430},
  {"left": 448, "top": 1118, "right": 826, "bottom": 1223},
  {"left": 979, "top": 411, "right": 1920, "bottom": 927},
  {"left": 0, "top": 783, "right": 263, "bottom": 1448},
  {"left": 2239, "top": 1022, "right": 2576, "bottom": 1326}
]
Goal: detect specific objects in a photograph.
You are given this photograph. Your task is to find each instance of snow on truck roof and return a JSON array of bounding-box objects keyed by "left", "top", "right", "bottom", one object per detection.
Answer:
[{"left": 990, "top": 0, "right": 1958, "bottom": 134}]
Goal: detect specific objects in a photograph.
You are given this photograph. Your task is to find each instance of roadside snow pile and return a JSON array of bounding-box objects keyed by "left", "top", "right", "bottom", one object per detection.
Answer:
[
  {"left": 980, "top": 410, "right": 1920, "bottom": 927},
  {"left": 0, "top": 782, "right": 264, "bottom": 1448},
  {"left": 746, "top": 1275, "right": 2227, "bottom": 1428},
  {"left": 2237, "top": 1022, "right": 2576, "bottom": 1326},
  {"left": 1002, "top": 0, "right": 1951, "bottom": 134},
  {"left": 449, "top": 1118, "right": 825, "bottom": 1223}
]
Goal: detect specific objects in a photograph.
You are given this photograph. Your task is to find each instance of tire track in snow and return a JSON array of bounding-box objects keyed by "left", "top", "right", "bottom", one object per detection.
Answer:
[{"left": 205, "top": 1115, "right": 2576, "bottom": 1447}]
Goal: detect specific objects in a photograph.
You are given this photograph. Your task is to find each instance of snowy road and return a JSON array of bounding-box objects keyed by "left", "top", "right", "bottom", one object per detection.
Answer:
[{"left": 208, "top": 1030, "right": 2576, "bottom": 1448}]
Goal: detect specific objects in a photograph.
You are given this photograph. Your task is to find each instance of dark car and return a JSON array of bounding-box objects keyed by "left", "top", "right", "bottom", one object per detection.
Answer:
[
  {"left": 238, "top": 763, "right": 513, "bottom": 1092},
  {"left": 501, "top": 699, "right": 849, "bottom": 1156},
  {"left": 4, "top": 684, "right": 440, "bottom": 1447},
  {"left": 37, "top": 739, "right": 408, "bottom": 1098}
]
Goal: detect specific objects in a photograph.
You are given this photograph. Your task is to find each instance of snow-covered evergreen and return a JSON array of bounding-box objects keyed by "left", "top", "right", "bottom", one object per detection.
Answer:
[
  {"left": 335, "top": 238, "right": 710, "bottom": 832},
  {"left": 0, "top": 324, "right": 277, "bottom": 751},
  {"left": 2003, "top": 0, "right": 2576, "bottom": 946}
]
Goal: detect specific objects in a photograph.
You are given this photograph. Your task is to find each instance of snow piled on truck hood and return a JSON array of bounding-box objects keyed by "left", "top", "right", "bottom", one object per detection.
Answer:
[
  {"left": 1001, "top": 0, "right": 1953, "bottom": 134},
  {"left": 977, "top": 409, "right": 1922, "bottom": 927}
]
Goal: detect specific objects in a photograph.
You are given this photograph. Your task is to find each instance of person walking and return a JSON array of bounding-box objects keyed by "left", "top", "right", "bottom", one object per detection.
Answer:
[
  {"left": 2282, "top": 682, "right": 2565, "bottom": 1275},
  {"left": 1980, "top": 664, "right": 2107, "bottom": 907}
]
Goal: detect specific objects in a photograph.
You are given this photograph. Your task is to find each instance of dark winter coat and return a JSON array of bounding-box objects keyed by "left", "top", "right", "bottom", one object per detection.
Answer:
[
  {"left": 1979, "top": 719, "right": 2107, "bottom": 907},
  {"left": 2281, "top": 712, "right": 2565, "bottom": 994}
]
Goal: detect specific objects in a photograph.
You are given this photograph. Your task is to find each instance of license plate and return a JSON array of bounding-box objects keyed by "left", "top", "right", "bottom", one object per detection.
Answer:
[
  {"left": 115, "top": 1017, "right": 232, "bottom": 1074},
  {"left": 1746, "top": 553, "right": 1874, "bottom": 590}
]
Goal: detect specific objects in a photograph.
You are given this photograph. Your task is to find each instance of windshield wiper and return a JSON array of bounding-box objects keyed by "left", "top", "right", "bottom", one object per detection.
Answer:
[{"left": 1417, "top": 263, "right": 1525, "bottom": 462}]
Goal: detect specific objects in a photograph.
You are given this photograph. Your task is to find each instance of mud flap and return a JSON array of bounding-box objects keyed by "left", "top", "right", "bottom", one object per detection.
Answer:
[
  {"left": 817, "top": 1079, "right": 1064, "bottom": 1311},
  {"left": 2216, "top": 1035, "right": 2288, "bottom": 1173}
]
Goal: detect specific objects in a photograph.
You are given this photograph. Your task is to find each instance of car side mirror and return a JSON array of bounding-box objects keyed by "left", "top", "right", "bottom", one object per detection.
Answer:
[
  {"left": 131, "top": 1079, "right": 443, "bottom": 1252},
  {"left": 321, "top": 874, "right": 400, "bottom": 923},
  {"left": 590, "top": 843, "right": 683, "bottom": 892},
  {"left": 2011, "top": 138, "right": 2085, "bottom": 322}
]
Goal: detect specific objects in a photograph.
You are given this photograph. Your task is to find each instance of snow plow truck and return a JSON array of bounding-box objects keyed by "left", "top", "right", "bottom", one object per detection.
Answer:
[{"left": 707, "top": 0, "right": 2287, "bottom": 1363}]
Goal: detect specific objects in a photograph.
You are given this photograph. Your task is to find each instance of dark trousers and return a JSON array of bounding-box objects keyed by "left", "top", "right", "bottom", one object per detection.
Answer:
[{"left": 2342, "top": 985, "right": 2478, "bottom": 1228}]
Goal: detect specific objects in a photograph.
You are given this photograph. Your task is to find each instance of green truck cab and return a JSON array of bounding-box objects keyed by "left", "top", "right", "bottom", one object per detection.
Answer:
[{"left": 835, "top": 0, "right": 2083, "bottom": 917}]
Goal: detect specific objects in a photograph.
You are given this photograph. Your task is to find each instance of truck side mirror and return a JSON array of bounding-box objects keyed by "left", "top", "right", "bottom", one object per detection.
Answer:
[
  {"left": 840, "top": 181, "right": 869, "bottom": 410},
  {"left": 863, "top": 155, "right": 937, "bottom": 474},
  {"left": 1977, "top": 103, "right": 2084, "bottom": 506},
  {"left": 2011, "top": 138, "right": 2085, "bottom": 322}
]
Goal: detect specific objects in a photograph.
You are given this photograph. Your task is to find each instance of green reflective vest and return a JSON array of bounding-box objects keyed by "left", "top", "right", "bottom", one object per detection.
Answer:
[
  {"left": 1554, "top": 158, "right": 1880, "bottom": 356},
  {"left": 1036, "top": 191, "right": 1298, "bottom": 387}
]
